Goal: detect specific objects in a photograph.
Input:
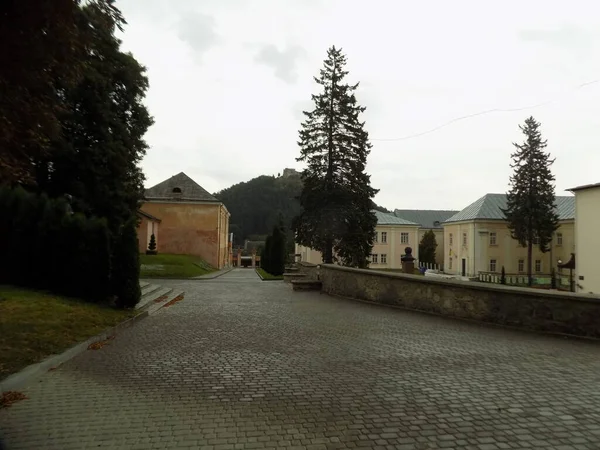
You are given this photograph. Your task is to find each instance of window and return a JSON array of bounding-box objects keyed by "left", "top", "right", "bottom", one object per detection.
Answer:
[
  {"left": 401, "top": 232, "right": 409, "bottom": 244},
  {"left": 489, "top": 232, "right": 497, "bottom": 246},
  {"left": 449, "top": 233, "right": 453, "bottom": 245},
  {"left": 381, "top": 232, "right": 387, "bottom": 243},
  {"left": 462, "top": 232, "right": 467, "bottom": 246},
  {"left": 556, "top": 232, "right": 563, "bottom": 246},
  {"left": 172, "top": 187, "right": 182, "bottom": 193},
  {"left": 371, "top": 254, "right": 378, "bottom": 264},
  {"left": 518, "top": 259, "right": 524, "bottom": 273},
  {"left": 381, "top": 254, "right": 387, "bottom": 264},
  {"left": 449, "top": 258, "right": 453, "bottom": 270},
  {"left": 490, "top": 259, "right": 497, "bottom": 272},
  {"left": 535, "top": 259, "right": 542, "bottom": 272},
  {"left": 374, "top": 232, "right": 378, "bottom": 243}
]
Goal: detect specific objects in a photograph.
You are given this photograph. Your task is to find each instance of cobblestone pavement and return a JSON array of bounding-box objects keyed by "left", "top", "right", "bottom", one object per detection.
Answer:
[{"left": 2, "top": 268, "right": 600, "bottom": 449}]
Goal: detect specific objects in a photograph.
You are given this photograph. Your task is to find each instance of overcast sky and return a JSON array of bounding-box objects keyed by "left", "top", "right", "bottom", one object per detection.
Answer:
[{"left": 117, "top": 0, "right": 600, "bottom": 211}]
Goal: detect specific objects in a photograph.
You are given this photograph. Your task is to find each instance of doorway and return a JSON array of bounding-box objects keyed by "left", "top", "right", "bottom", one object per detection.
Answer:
[{"left": 461, "top": 258, "right": 466, "bottom": 277}]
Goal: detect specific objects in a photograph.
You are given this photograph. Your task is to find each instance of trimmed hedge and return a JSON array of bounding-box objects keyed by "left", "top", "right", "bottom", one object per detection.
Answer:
[{"left": 0, "top": 186, "right": 137, "bottom": 305}]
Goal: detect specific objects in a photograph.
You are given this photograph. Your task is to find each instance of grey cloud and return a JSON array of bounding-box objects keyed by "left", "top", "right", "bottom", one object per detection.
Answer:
[
  {"left": 518, "top": 25, "right": 595, "bottom": 48},
  {"left": 254, "top": 44, "right": 307, "bottom": 83},
  {"left": 177, "top": 12, "right": 220, "bottom": 62}
]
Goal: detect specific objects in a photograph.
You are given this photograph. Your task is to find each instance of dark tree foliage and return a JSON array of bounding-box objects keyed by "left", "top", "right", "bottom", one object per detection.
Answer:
[
  {"left": 261, "top": 235, "right": 273, "bottom": 273},
  {"left": 0, "top": 0, "right": 85, "bottom": 185},
  {"left": 418, "top": 229, "right": 437, "bottom": 265},
  {"left": 501, "top": 116, "right": 559, "bottom": 286},
  {"left": 500, "top": 266, "right": 506, "bottom": 285},
  {"left": 35, "top": 0, "right": 153, "bottom": 235},
  {"left": 268, "top": 223, "right": 287, "bottom": 276},
  {"left": 112, "top": 219, "right": 141, "bottom": 308},
  {"left": 147, "top": 233, "right": 157, "bottom": 254},
  {"left": 293, "top": 46, "right": 378, "bottom": 266}
]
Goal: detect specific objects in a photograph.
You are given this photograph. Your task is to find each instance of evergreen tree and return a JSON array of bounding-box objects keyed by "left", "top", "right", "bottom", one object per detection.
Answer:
[
  {"left": 146, "top": 233, "right": 157, "bottom": 254},
  {"left": 418, "top": 230, "right": 437, "bottom": 265},
  {"left": 268, "top": 223, "right": 287, "bottom": 276},
  {"left": 112, "top": 219, "right": 141, "bottom": 308},
  {"left": 501, "top": 116, "right": 559, "bottom": 286},
  {"left": 261, "top": 235, "right": 273, "bottom": 273},
  {"left": 36, "top": 0, "right": 153, "bottom": 235},
  {"left": 293, "top": 46, "right": 378, "bottom": 266},
  {"left": 500, "top": 266, "right": 506, "bottom": 285}
]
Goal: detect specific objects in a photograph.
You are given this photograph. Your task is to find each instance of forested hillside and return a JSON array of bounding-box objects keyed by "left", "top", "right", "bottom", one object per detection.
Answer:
[{"left": 214, "top": 169, "right": 390, "bottom": 247}]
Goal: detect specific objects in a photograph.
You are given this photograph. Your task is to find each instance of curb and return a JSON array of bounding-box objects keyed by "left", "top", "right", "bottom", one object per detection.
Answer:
[
  {"left": 142, "top": 267, "right": 234, "bottom": 282},
  {"left": 255, "top": 269, "right": 283, "bottom": 281},
  {"left": 0, "top": 308, "right": 152, "bottom": 393}
]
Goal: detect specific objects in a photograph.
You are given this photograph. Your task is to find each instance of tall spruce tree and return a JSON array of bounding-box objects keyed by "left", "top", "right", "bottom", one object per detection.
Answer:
[
  {"left": 502, "top": 116, "right": 559, "bottom": 286},
  {"left": 293, "top": 46, "right": 378, "bottom": 266}
]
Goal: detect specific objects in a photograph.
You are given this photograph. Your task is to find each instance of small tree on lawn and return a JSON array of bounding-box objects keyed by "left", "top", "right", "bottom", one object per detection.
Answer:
[
  {"left": 501, "top": 116, "right": 559, "bottom": 287},
  {"left": 112, "top": 219, "right": 141, "bottom": 308},
  {"left": 146, "top": 233, "right": 157, "bottom": 255},
  {"left": 418, "top": 229, "right": 437, "bottom": 266},
  {"left": 500, "top": 266, "right": 506, "bottom": 285},
  {"left": 269, "top": 223, "right": 287, "bottom": 276},
  {"left": 261, "top": 235, "right": 273, "bottom": 273}
]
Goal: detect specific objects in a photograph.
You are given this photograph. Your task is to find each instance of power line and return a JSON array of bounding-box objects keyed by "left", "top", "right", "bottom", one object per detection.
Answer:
[{"left": 371, "top": 79, "right": 599, "bottom": 142}]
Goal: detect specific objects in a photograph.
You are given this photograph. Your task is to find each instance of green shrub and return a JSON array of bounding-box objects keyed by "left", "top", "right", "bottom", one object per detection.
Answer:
[
  {"left": 268, "top": 224, "right": 286, "bottom": 276},
  {"left": 112, "top": 219, "right": 141, "bottom": 308},
  {"left": 146, "top": 233, "right": 157, "bottom": 255}
]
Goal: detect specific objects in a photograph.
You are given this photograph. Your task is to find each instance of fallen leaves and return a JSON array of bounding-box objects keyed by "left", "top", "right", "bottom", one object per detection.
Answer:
[
  {"left": 154, "top": 294, "right": 169, "bottom": 303},
  {"left": 1, "top": 391, "right": 28, "bottom": 408},
  {"left": 87, "top": 334, "right": 115, "bottom": 350},
  {"left": 164, "top": 294, "right": 185, "bottom": 308}
]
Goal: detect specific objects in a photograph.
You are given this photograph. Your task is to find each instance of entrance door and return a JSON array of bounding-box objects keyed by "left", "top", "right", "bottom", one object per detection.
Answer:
[{"left": 461, "top": 258, "right": 466, "bottom": 277}]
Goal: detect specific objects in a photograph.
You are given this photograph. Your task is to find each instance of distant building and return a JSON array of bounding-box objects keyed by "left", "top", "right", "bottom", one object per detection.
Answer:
[
  {"left": 137, "top": 172, "right": 231, "bottom": 269},
  {"left": 569, "top": 182, "right": 600, "bottom": 294},
  {"left": 393, "top": 209, "right": 459, "bottom": 266},
  {"left": 443, "top": 193, "right": 575, "bottom": 277},
  {"left": 295, "top": 210, "right": 421, "bottom": 269}
]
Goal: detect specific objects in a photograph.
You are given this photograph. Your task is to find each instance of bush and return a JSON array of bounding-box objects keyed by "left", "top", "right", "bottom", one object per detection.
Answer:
[
  {"left": 268, "top": 224, "right": 286, "bottom": 276},
  {"left": 112, "top": 219, "right": 141, "bottom": 308},
  {"left": 500, "top": 266, "right": 506, "bottom": 285},
  {"left": 261, "top": 235, "right": 272, "bottom": 273},
  {"left": 146, "top": 233, "right": 157, "bottom": 255},
  {"left": 0, "top": 186, "right": 112, "bottom": 302}
]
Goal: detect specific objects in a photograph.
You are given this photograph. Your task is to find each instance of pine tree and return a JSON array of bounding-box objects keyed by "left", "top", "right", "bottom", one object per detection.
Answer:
[
  {"left": 500, "top": 266, "right": 506, "bottom": 285},
  {"left": 268, "top": 223, "right": 287, "bottom": 276},
  {"left": 146, "top": 233, "right": 157, "bottom": 255},
  {"left": 418, "top": 230, "right": 437, "bottom": 265},
  {"left": 293, "top": 46, "right": 378, "bottom": 266},
  {"left": 502, "top": 116, "right": 559, "bottom": 287},
  {"left": 261, "top": 235, "right": 273, "bottom": 273}
]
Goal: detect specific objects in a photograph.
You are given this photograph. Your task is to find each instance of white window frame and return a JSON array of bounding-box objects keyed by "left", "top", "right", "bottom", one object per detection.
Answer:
[
  {"left": 371, "top": 254, "right": 378, "bottom": 264},
  {"left": 489, "top": 259, "right": 497, "bottom": 272},
  {"left": 381, "top": 254, "right": 387, "bottom": 264},
  {"left": 556, "top": 232, "right": 563, "bottom": 246},
  {"left": 489, "top": 232, "right": 497, "bottom": 246},
  {"left": 381, "top": 232, "right": 387, "bottom": 243},
  {"left": 518, "top": 259, "right": 524, "bottom": 273},
  {"left": 535, "top": 259, "right": 542, "bottom": 272},
  {"left": 400, "top": 232, "right": 409, "bottom": 244},
  {"left": 462, "top": 232, "right": 467, "bottom": 246},
  {"left": 449, "top": 258, "right": 453, "bottom": 270},
  {"left": 449, "top": 233, "right": 453, "bottom": 245}
]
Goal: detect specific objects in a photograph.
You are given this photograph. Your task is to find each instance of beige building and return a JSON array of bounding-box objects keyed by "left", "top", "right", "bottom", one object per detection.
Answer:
[
  {"left": 443, "top": 193, "right": 575, "bottom": 277},
  {"left": 394, "top": 210, "right": 458, "bottom": 266},
  {"left": 569, "top": 182, "right": 600, "bottom": 294},
  {"left": 295, "top": 210, "right": 421, "bottom": 269},
  {"left": 138, "top": 172, "right": 231, "bottom": 269}
]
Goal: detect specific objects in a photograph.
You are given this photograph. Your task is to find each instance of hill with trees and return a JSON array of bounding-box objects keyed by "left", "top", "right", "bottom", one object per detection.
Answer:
[{"left": 214, "top": 168, "right": 389, "bottom": 249}]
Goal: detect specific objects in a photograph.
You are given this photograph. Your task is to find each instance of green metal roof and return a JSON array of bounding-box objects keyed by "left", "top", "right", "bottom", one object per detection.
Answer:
[
  {"left": 394, "top": 209, "right": 459, "bottom": 229},
  {"left": 374, "top": 210, "right": 419, "bottom": 226},
  {"left": 444, "top": 193, "right": 575, "bottom": 223}
]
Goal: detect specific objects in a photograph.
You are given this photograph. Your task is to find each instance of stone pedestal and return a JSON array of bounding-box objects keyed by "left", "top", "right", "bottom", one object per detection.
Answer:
[{"left": 401, "top": 246, "right": 416, "bottom": 274}]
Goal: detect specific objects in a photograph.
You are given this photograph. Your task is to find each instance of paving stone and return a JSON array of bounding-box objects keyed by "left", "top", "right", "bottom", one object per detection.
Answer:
[{"left": 2, "top": 268, "right": 600, "bottom": 449}]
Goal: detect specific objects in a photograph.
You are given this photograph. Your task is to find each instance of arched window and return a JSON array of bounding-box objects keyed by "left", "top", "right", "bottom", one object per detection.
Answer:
[{"left": 172, "top": 187, "right": 182, "bottom": 193}]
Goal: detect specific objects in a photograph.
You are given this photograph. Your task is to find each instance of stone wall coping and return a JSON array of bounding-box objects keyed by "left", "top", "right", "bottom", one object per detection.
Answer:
[
  {"left": 298, "top": 261, "right": 319, "bottom": 267},
  {"left": 321, "top": 264, "right": 600, "bottom": 304}
]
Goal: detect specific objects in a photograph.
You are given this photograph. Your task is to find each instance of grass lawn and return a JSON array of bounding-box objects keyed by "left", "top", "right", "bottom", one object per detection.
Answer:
[
  {"left": 139, "top": 253, "right": 216, "bottom": 278},
  {"left": 0, "top": 286, "right": 136, "bottom": 380},
  {"left": 256, "top": 268, "right": 283, "bottom": 280}
]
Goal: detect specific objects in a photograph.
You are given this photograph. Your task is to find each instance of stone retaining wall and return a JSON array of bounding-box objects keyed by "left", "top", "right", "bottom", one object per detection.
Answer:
[
  {"left": 297, "top": 262, "right": 320, "bottom": 281},
  {"left": 320, "top": 264, "right": 600, "bottom": 338}
]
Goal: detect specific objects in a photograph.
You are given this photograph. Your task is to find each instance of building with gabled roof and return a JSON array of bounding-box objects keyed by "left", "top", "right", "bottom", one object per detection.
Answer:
[
  {"left": 394, "top": 209, "right": 459, "bottom": 266},
  {"left": 137, "top": 172, "right": 231, "bottom": 269},
  {"left": 295, "top": 210, "right": 421, "bottom": 269},
  {"left": 443, "top": 193, "right": 575, "bottom": 278}
]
